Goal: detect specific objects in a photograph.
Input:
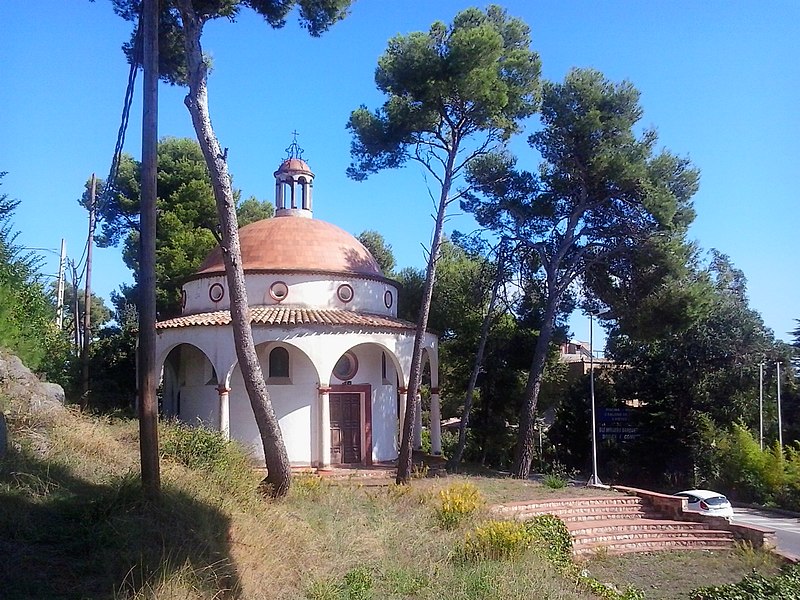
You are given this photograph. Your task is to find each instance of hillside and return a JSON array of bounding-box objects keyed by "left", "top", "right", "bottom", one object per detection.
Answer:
[{"left": 0, "top": 353, "right": 786, "bottom": 599}]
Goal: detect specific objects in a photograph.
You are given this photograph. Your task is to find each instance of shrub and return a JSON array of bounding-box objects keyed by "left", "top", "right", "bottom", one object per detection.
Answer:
[
  {"left": 542, "top": 473, "right": 567, "bottom": 489},
  {"left": 160, "top": 420, "right": 232, "bottom": 471},
  {"left": 458, "top": 519, "right": 533, "bottom": 561},
  {"left": 434, "top": 482, "right": 484, "bottom": 529},
  {"left": 526, "top": 514, "right": 573, "bottom": 568},
  {"left": 690, "top": 563, "right": 800, "bottom": 599}
]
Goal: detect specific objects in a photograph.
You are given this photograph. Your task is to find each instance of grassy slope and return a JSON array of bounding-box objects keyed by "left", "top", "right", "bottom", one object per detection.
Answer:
[{"left": 0, "top": 407, "right": 783, "bottom": 599}]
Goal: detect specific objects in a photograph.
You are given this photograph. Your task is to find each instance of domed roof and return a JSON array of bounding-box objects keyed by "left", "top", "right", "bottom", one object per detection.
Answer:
[{"left": 195, "top": 216, "right": 384, "bottom": 278}]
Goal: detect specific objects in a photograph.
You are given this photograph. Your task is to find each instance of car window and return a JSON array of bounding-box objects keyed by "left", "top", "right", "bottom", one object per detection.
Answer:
[{"left": 704, "top": 496, "right": 728, "bottom": 506}]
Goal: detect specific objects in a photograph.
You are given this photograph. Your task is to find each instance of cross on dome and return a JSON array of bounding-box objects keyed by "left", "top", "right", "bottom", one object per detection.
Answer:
[{"left": 284, "top": 130, "right": 304, "bottom": 160}]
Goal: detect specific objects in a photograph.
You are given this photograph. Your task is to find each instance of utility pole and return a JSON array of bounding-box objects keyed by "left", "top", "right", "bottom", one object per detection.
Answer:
[
  {"left": 71, "top": 261, "right": 80, "bottom": 355},
  {"left": 758, "top": 362, "right": 764, "bottom": 450},
  {"left": 777, "top": 362, "right": 783, "bottom": 449},
  {"left": 138, "top": 0, "right": 161, "bottom": 498},
  {"left": 56, "top": 239, "right": 66, "bottom": 330},
  {"left": 82, "top": 175, "right": 96, "bottom": 405}
]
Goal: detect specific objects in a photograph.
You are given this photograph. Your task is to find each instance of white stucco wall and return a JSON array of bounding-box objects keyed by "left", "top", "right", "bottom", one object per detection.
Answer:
[
  {"left": 155, "top": 323, "right": 438, "bottom": 467},
  {"left": 182, "top": 273, "right": 399, "bottom": 317}
]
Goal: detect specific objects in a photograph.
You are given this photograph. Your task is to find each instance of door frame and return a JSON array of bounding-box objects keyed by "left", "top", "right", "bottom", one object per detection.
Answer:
[{"left": 330, "top": 384, "right": 372, "bottom": 465}]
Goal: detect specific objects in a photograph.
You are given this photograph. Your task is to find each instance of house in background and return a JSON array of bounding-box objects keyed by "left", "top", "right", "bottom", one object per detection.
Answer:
[{"left": 155, "top": 149, "right": 441, "bottom": 468}]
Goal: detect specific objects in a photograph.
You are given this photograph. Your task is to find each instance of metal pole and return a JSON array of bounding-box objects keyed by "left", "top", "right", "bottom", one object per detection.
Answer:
[
  {"left": 589, "top": 312, "right": 601, "bottom": 486},
  {"left": 759, "top": 362, "right": 764, "bottom": 450},
  {"left": 777, "top": 362, "right": 783, "bottom": 449},
  {"left": 56, "top": 239, "right": 66, "bottom": 329}
]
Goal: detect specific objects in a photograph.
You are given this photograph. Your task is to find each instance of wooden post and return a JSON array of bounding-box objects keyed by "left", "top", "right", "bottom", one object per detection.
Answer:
[
  {"left": 81, "top": 175, "right": 96, "bottom": 405},
  {"left": 138, "top": 0, "right": 160, "bottom": 498}
]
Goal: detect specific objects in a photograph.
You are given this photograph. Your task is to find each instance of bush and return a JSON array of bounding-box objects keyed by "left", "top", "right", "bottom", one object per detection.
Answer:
[
  {"left": 690, "top": 563, "right": 800, "bottom": 599},
  {"left": 458, "top": 520, "right": 533, "bottom": 561},
  {"left": 434, "top": 482, "right": 484, "bottom": 529}
]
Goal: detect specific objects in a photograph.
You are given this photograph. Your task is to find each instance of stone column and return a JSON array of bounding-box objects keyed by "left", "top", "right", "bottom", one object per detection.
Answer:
[
  {"left": 413, "top": 393, "right": 423, "bottom": 451},
  {"left": 319, "top": 386, "right": 331, "bottom": 469},
  {"left": 216, "top": 385, "right": 230, "bottom": 440},
  {"left": 430, "top": 387, "right": 442, "bottom": 455},
  {"left": 398, "top": 387, "right": 407, "bottom": 440}
]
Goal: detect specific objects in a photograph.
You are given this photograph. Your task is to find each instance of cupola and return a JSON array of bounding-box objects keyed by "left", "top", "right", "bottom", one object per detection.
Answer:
[{"left": 274, "top": 133, "right": 314, "bottom": 218}]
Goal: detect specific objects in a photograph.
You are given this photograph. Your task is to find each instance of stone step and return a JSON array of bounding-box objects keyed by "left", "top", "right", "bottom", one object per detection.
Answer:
[
  {"left": 491, "top": 496, "right": 645, "bottom": 517},
  {"left": 574, "top": 536, "right": 736, "bottom": 556},
  {"left": 502, "top": 503, "right": 656, "bottom": 523},
  {"left": 573, "top": 529, "right": 734, "bottom": 546},
  {"left": 567, "top": 518, "right": 713, "bottom": 535}
]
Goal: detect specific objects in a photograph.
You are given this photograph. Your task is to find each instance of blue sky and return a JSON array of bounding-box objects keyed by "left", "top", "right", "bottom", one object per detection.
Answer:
[{"left": 0, "top": 1, "right": 797, "bottom": 344}]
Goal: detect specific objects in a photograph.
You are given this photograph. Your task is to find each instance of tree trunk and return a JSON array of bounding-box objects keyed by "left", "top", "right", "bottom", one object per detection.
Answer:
[
  {"left": 511, "top": 283, "right": 561, "bottom": 478},
  {"left": 447, "top": 249, "right": 506, "bottom": 470},
  {"left": 396, "top": 149, "right": 457, "bottom": 484},
  {"left": 177, "top": 3, "right": 291, "bottom": 497}
]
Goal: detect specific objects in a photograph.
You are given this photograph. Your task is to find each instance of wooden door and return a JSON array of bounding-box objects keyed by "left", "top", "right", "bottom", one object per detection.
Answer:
[{"left": 330, "top": 392, "right": 361, "bottom": 464}]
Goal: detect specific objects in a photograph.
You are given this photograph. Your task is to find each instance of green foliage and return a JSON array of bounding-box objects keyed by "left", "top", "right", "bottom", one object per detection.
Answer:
[
  {"left": 690, "top": 563, "right": 800, "bottom": 599},
  {"left": 113, "top": 0, "right": 354, "bottom": 87},
  {"left": 356, "top": 230, "right": 395, "bottom": 276},
  {"left": 85, "top": 137, "right": 276, "bottom": 317},
  {"left": 160, "top": 420, "right": 240, "bottom": 473},
  {"left": 348, "top": 5, "right": 541, "bottom": 182},
  {"left": 0, "top": 173, "right": 67, "bottom": 374},
  {"left": 306, "top": 567, "right": 374, "bottom": 600},
  {"left": 434, "top": 482, "right": 484, "bottom": 529},
  {"left": 709, "top": 425, "right": 800, "bottom": 511},
  {"left": 458, "top": 519, "right": 534, "bottom": 561}
]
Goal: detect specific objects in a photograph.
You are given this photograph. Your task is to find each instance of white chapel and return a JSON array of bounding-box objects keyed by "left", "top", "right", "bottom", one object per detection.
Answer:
[{"left": 154, "top": 148, "right": 442, "bottom": 468}]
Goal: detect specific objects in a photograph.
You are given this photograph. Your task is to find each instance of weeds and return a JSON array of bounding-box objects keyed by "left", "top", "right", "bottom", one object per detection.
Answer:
[{"left": 434, "top": 481, "right": 484, "bottom": 529}]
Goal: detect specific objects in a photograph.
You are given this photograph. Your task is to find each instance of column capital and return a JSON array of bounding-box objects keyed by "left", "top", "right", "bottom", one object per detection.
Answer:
[
  {"left": 215, "top": 385, "right": 231, "bottom": 394},
  {"left": 318, "top": 386, "right": 332, "bottom": 395},
  {"left": 398, "top": 387, "right": 407, "bottom": 394},
  {"left": 430, "top": 387, "right": 440, "bottom": 395}
]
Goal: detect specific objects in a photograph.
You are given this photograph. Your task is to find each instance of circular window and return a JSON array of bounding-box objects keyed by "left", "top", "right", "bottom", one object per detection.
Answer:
[
  {"left": 269, "top": 281, "right": 289, "bottom": 302},
  {"left": 181, "top": 289, "right": 187, "bottom": 311},
  {"left": 384, "top": 290, "right": 393, "bottom": 309},
  {"left": 333, "top": 351, "right": 358, "bottom": 381},
  {"left": 209, "top": 283, "right": 224, "bottom": 302},
  {"left": 337, "top": 283, "right": 354, "bottom": 303}
]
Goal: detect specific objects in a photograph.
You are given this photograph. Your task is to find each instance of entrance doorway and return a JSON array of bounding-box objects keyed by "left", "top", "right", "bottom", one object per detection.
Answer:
[{"left": 329, "top": 385, "right": 372, "bottom": 465}]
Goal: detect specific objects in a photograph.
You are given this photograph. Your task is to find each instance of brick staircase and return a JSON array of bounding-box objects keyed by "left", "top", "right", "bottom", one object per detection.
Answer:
[{"left": 490, "top": 494, "right": 736, "bottom": 557}]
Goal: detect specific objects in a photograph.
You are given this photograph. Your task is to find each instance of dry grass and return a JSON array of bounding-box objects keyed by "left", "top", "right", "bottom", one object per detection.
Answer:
[
  {"left": 583, "top": 544, "right": 784, "bottom": 599},
  {"left": 0, "top": 408, "right": 782, "bottom": 599}
]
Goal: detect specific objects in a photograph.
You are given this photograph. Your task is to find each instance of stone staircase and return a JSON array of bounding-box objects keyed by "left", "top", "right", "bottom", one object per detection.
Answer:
[{"left": 490, "top": 494, "right": 736, "bottom": 557}]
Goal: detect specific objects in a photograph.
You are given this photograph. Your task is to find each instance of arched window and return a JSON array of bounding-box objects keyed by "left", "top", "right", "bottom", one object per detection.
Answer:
[{"left": 268, "top": 347, "right": 290, "bottom": 380}]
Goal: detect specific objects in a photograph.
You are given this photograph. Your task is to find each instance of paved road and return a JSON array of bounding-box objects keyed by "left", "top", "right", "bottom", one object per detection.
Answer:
[{"left": 731, "top": 507, "right": 800, "bottom": 558}]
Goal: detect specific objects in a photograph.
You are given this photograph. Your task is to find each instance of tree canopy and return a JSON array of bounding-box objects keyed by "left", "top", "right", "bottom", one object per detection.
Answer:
[
  {"left": 84, "top": 137, "right": 273, "bottom": 317},
  {"left": 464, "top": 68, "right": 700, "bottom": 477}
]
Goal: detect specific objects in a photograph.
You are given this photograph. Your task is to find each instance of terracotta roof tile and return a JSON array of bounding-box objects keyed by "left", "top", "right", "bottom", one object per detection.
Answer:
[
  {"left": 195, "top": 217, "right": 383, "bottom": 278},
  {"left": 156, "top": 307, "right": 416, "bottom": 332}
]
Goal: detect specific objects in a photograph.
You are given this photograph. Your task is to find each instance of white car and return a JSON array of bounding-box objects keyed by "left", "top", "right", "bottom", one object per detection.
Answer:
[{"left": 675, "top": 489, "right": 734, "bottom": 518}]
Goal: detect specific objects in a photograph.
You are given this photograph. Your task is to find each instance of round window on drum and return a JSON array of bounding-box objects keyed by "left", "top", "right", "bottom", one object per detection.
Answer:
[
  {"left": 333, "top": 351, "right": 358, "bottom": 381},
  {"left": 337, "top": 283, "right": 354, "bottom": 303},
  {"left": 384, "top": 290, "right": 393, "bottom": 309},
  {"left": 269, "top": 281, "right": 289, "bottom": 302},
  {"left": 209, "top": 283, "right": 225, "bottom": 302}
]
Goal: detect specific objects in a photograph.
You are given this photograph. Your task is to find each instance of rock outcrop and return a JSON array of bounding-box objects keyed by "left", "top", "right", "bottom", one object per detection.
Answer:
[{"left": 0, "top": 351, "right": 66, "bottom": 457}]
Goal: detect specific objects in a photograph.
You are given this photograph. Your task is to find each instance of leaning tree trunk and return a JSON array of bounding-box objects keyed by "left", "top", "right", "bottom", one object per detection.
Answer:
[
  {"left": 177, "top": 3, "right": 291, "bottom": 497},
  {"left": 447, "top": 250, "right": 506, "bottom": 470},
  {"left": 396, "top": 148, "right": 457, "bottom": 484},
  {"left": 511, "top": 279, "right": 562, "bottom": 479}
]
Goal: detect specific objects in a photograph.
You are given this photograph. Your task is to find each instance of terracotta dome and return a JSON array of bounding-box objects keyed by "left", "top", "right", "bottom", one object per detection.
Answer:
[{"left": 195, "top": 216, "right": 383, "bottom": 278}]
